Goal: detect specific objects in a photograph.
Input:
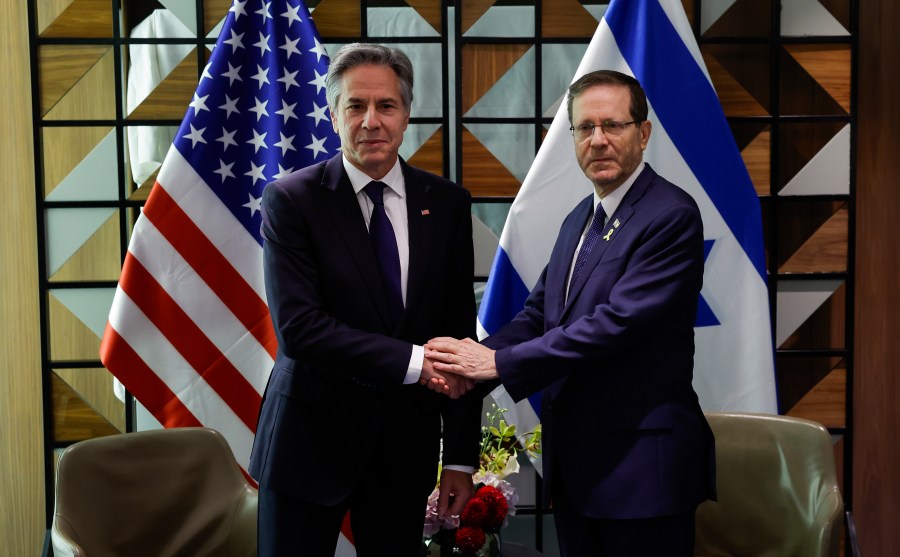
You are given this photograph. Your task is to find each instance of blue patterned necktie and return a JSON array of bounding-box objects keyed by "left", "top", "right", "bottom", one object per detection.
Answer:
[
  {"left": 569, "top": 202, "right": 607, "bottom": 290},
  {"left": 364, "top": 181, "right": 404, "bottom": 327}
]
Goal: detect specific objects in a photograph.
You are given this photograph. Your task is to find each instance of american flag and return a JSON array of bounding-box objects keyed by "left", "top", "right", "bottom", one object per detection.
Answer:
[{"left": 100, "top": 0, "right": 339, "bottom": 471}]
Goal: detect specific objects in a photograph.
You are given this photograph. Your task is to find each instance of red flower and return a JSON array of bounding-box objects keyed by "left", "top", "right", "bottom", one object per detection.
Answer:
[
  {"left": 455, "top": 526, "right": 487, "bottom": 553},
  {"left": 460, "top": 497, "right": 489, "bottom": 527},
  {"left": 475, "top": 485, "right": 509, "bottom": 529}
]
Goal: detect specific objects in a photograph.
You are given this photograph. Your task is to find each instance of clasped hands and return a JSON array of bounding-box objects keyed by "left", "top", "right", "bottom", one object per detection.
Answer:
[{"left": 418, "top": 337, "right": 498, "bottom": 398}]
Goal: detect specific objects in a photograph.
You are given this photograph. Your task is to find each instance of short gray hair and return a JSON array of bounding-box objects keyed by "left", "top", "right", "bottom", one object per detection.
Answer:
[
  {"left": 325, "top": 43, "right": 414, "bottom": 113},
  {"left": 566, "top": 70, "right": 648, "bottom": 125}
]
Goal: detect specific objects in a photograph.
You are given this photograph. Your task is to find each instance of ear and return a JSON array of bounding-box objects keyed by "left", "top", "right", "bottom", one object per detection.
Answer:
[
  {"left": 639, "top": 120, "right": 652, "bottom": 150},
  {"left": 330, "top": 106, "right": 339, "bottom": 133}
]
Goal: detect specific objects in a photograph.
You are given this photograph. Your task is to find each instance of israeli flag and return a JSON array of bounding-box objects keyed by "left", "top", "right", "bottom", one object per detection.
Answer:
[{"left": 478, "top": 0, "right": 779, "bottom": 462}]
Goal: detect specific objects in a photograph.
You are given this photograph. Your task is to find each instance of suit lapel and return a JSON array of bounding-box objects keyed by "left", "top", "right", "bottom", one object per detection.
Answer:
[
  {"left": 402, "top": 162, "right": 433, "bottom": 329},
  {"left": 319, "top": 155, "right": 395, "bottom": 330},
  {"left": 560, "top": 166, "right": 654, "bottom": 322},
  {"left": 548, "top": 196, "right": 593, "bottom": 321}
]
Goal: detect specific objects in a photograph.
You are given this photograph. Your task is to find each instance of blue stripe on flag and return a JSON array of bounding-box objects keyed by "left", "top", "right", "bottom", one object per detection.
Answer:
[
  {"left": 478, "top": 247, "right": 531, "bottom": 335},
  {"left": 606, "top": 0, "right": 767, "bottom": 281}
]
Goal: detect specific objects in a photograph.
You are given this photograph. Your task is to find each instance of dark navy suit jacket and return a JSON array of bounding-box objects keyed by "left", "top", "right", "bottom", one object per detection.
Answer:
[
  {"left": 483, "top": 164, "right": 716, "bottom": 519},
  {"left": 249, "top": 154, "right": 482, "bottom": 505}
]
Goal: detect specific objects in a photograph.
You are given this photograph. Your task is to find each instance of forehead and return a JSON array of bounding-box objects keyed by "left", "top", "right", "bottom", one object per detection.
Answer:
[
  {"left": 572, "top": 84, "right": 631, "bottom": 121},
  {"left": 339, "top": 64, "right": 402, "bottom": 101}
]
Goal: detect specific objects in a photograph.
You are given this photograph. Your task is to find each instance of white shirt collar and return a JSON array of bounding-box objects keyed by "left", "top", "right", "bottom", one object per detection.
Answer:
[
  {"left": 596, "top": 161, "right": 644, "bottom": 219},
  {"left": 342, "top": 156, "right": 406, "bottom": 198}
]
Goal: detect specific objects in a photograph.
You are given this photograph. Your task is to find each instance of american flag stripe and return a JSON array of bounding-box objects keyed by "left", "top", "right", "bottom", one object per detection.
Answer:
[
  {"left": 106, "top": 289, "right": 256, "bottom": 467},
  {"left": 102, "top": 0, "right": 340, "bottom": 519},
  {"left": 100, "top": 325, "right": 203, "bottom": 429},
  {"left": 154, "top": 148, "right": 268, "bottom": 300},
  {"left": 143, "top": 184, "right": 276, "bottom": 357},
  {"left": 116, "top": 254, "right": 263, "bottom": 430}
]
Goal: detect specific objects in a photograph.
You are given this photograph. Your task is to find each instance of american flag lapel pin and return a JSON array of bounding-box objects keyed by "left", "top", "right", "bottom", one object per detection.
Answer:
[{"left": 421, "top": 209, "right": 430, "bottom": 215}]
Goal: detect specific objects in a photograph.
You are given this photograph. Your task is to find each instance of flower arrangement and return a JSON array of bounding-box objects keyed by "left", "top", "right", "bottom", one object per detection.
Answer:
[{"left": 423, "top": 404, "right": 541, "bottom": 556}]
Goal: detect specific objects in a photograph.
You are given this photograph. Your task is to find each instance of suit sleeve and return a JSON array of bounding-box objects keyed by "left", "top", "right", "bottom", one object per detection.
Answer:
[
  {"left": 262, "top": 181, "right": 412, "bottom": 386},
  {"left": 496, "top": 202, "right": 704, "bottom": 401},
  {"left": 436, "top": 189, "right": 483, "bottom": 468}
]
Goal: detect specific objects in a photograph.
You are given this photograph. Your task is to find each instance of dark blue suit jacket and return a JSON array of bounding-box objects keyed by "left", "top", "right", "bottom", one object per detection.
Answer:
[
  {"left": 483, "top": 164, "right": 716, "bottom": 519},
  {"left": 249, "top": 154, "right": 482, "bottom": 505}
]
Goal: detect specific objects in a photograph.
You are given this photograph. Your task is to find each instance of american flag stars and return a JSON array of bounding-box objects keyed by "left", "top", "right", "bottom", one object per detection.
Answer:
[{"left": 172, "top": 0, "right": 339, "bottom": 244}]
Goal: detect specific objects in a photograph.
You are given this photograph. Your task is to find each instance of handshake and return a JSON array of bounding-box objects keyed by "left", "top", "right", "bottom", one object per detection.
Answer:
[{"left": 419, "top": 337, "right": 499, "bottom": 398}]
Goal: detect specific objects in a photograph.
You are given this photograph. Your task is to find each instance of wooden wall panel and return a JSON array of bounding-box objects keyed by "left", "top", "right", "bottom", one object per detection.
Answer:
[
  {"left": 1, "top": 0, "right": 46, "bottom": 554},
  {"left": 855, "top": 1, "right": 900, "bottom": 555}
]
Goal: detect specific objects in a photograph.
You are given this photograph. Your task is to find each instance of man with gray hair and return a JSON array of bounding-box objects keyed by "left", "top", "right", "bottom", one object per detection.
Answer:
[{"left": 248, "top": 43, "right": 483, "bottom": 556}]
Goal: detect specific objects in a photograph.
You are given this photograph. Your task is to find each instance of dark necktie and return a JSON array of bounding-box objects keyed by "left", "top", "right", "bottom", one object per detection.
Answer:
[
  {"left": 569, "top": 202, "right": 607, "bottom": 290},
  {"left": 364, "top": 181, "right": 404, "bottom": 327}
]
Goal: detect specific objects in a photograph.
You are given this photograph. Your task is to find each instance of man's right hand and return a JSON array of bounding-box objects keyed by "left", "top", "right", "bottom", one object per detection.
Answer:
[{"left": 420, "top": 357, "right": 474, "bottom": 399}]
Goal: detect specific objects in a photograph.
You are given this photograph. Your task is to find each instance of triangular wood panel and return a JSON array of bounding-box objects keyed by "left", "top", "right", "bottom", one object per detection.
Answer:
[
  {"left": 50, "top": 212, "right": 121, "bottom": 283},
  {"left": 780, "top": 207, "right": 848, "bottom": 274},
  {"left": 204, "top": 0, "right": 232, "bottom": 36},
  {"left": 55, "top": 368, "right": 126, "bottom": 433},
  {"left": 461, "top": 128, "right": 521, "bottom": 197},
  {"left": 780, "top": 48, "right": 846, "bottom": 116},
  {"left": 785, "top": 44, "right": 851, "bottom": 114},
  {"left": 786, "top": 367, "right": 846, "bottom": 429},
  {"left": 461, "top": 44, "right": 531, "bottom": 114},
  {"left": 460, "top": 0, "right": 499, "bottom": 36},
  {"left": 39, "top": 45, "right": 109, "bottom": 115},
  {"left": 404, "top": 0, "right": 442, "bottom": 35},
  {"left": 741, "top": 128, "right": 770, "bottom": 196},
  {"left": 407, "top": 127, "right": 444, "bottom": 176},
  {"left": 310, "top": 0, "right": 361, "bottom": 37},
  {"left": 702, "top": 0, "right": 771, "bottom": 38},
  {"left": 39, "top": 0, "right": 113, "bottom": 38},
  {"left": 542, "top": 0, "right": 597, "bottom": 37},
  {"left": 703, "top": 52, "right": 768, "bottom": 117},
  {"left": 48, "top": 295, "right": 102, "bottom": 361},
  {"left": 127, "top": 51, "right": 200, "bottom": 120},
  {"left": 44, "top": 48, "right": 116, "bottom": 120},
  {"left": 42, "top": 126, "right": 112, "bottom": 197},
  {"left": 51, "top": 373, "right": 120, "bottom": 442}
]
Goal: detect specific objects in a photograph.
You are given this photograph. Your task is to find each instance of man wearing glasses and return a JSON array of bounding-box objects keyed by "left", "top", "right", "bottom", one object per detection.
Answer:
[{"left": 426, "top": 70, "right": 716, "bottom": 556}]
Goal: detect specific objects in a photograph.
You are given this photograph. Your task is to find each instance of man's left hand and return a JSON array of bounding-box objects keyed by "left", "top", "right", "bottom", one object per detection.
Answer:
[
  {"left": 437, "top": 468, "right": 475, "bottom": 519},
  {"left": 425, "top": 337, "right": 499, "bottom": 381}
]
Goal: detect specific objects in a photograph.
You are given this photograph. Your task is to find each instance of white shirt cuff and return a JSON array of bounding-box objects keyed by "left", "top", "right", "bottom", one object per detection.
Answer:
[
  {"left": 404, "top": 344, "right": 424, "bottom": 384},
  {"left": 442, "top": 464, "right": 476, "bottom": 474}
]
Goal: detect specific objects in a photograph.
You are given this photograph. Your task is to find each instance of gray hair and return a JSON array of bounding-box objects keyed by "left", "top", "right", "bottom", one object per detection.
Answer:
[
  {"left": 325, "top": 43, "right": 414, "bottom": 113},
  {"left": 566, "top": 70, "right": 648, "bottom": 125}
]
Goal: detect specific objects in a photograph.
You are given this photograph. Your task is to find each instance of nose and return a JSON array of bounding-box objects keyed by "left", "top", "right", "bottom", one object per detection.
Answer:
[
  {"left": 589, "top": 125, "right": 609, "bottom": 147},
  {"left": 362, "top": 106, "right": 380, "bottom": 130}
]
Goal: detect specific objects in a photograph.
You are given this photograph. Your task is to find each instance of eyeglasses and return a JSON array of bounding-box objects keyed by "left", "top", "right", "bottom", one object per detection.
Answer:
[{"left": 570, "top": 121, "right": 638, "bottom": 141}]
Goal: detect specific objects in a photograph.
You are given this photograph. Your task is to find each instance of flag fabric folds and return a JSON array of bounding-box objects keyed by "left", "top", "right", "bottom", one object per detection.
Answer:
[
  {"left": 100, "top": 0, "right": 339, "bottom": 471},
  {"left": 477, "top": 0, "right": 778, "bottom": 465}
]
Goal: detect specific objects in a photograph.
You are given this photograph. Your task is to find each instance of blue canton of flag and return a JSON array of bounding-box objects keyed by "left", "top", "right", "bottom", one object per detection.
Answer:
[{"left": 176, "top": 0, "right": 340, "bottom": 245}]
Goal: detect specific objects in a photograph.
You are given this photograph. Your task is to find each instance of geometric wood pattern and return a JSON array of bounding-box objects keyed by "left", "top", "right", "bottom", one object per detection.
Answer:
[
  {"left": 308, "top": 0, "right": 361, "bottom": 37},
  {"left": 49, "top": 212, "right": 121, "bottom": 282},
  {"left": 48, "top": 294, "right": 102, "bottom": 362},
  {"left": 127, "top": 51, "right": 201, "bottom": 120},
  {"left": 42, "top": 48, "right": 116, "bottom": 121},
  {"left": 461, "top": 44, "right": 531, "bottom": 114},
  {"left": 406, "top": 126, "right": 444, "bottom": 177},
  {"left": 701, "top": 0, "right": 772, "bottom": 37},
  {"left": 779, "top": 206, "right": 848, "bottom": 274},
  {"left": 741, "top": 128, "right": 771, "bottom": 196},
  {"left": 203, "top": 0, "right": 232, "bottom": 36},
  {"left": 37, "top": 0, "right": 113, "bottom": 38},
  {"left": 703, "top": 52, "right": 769, "bottom": 117},
  {"left": 786, "top": 367, "right": 846, "bottom": 429},
  {"left": 38, "top": 45, "right": 110, "bottom": 116},
  {"left": 460, "top": 0, "right": 499, "bottom": 36},
  {"left": 780, "top": 47, "right": 847, "bottom": 116},
  {"left": 461, "top": 128, "right": 521, "bottom": 197},
  {"left": 51, "top": 373, "right": 120, "bottom": 442},
  {"left": 41, "top": 126, "right": 113, "bottom": 198},
  {"left": 54, "top": 367, "right": 126, "bottom": 433},
  {"left": 702, "top": 45, "right": 771, "bottom": 116},
  {"left": 785, "top": 44, "right": 851, "bottom": 114},
  {"left": 542, "top": 0, "right": 597, "bottom": 37},
  {"left": 404, "top": 0, "right": 442, "bottom": 35}
]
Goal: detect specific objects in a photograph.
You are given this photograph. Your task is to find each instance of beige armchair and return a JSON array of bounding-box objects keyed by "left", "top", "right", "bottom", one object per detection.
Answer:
[
  {"left": 695, "top": 412, "right": 844, "bottom": 557},
  {"left": 51, "top": 427, "right": 257, "bottom": 557}
]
